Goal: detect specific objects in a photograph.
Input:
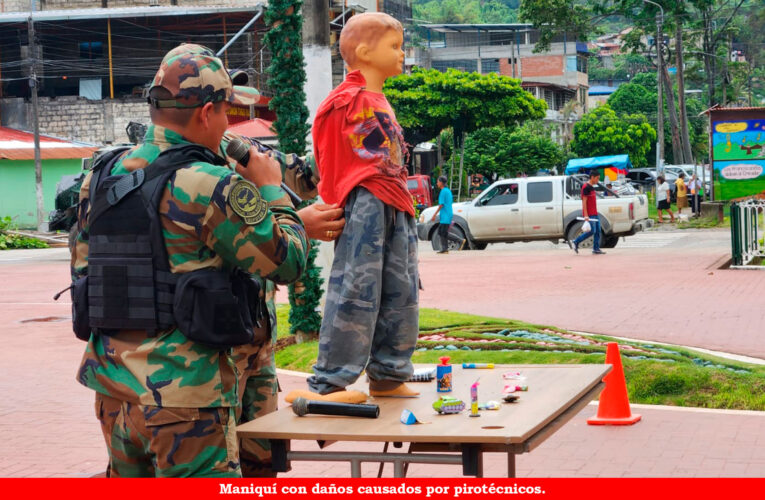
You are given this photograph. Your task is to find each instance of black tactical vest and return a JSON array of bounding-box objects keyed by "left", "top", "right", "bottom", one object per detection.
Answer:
[{"left": 66, "top": 144, "right": 264, "bottom": 349}]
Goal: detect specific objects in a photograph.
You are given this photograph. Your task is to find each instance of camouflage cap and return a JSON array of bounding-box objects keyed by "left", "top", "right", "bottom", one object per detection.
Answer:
[{"left": 149, "top": 43, "right": 259, "bottom": 109}]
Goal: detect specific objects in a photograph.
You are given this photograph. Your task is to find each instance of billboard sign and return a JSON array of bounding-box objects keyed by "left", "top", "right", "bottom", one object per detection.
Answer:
[{"left": 709, "top": 111, "right": 765, "bottom": 200}]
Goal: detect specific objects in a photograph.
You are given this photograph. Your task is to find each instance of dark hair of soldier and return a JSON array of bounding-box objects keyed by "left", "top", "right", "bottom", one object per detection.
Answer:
[{"left": 148, "top": 86, "right": 223, "bottom": 127}]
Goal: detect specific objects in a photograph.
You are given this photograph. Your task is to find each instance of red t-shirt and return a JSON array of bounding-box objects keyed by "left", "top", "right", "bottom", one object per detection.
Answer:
[
  {"left": 313, "top": 70, "right": 414, "bottom": 216},
  {"left": 582, "top": 183, "right": 598, "bottom": 216}
]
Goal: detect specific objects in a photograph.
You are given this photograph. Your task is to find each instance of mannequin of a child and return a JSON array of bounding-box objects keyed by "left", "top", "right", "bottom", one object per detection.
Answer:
[
  {"left": 347, "top": 21, "right": 404, "bottom": 93},
  {"left": 284, "top": 15, "right": 417, "bottom": 405}
]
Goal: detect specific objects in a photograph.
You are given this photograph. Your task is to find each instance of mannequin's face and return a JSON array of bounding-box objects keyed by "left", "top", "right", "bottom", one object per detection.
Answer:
[{"left": 365, "top": 29, "right": 404, "bottom": 79}]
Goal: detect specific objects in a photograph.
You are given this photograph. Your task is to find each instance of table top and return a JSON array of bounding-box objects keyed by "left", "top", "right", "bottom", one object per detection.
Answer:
[{"left": 237, "top": 364, "right": 610, "bottom": 445}]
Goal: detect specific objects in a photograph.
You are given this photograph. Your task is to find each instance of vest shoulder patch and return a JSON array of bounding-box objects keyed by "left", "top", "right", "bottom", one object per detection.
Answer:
[{"left": 228, "top": 180, "right": 268, "bottom": 225}]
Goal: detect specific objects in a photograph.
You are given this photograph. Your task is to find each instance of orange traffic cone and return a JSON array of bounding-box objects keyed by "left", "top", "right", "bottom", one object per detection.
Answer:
[{"left": 587, "top": 342, "right": 641, "bottom": 425}]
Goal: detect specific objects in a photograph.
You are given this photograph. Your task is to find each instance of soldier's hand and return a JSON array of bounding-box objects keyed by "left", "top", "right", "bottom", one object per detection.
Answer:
[
  {"left": 298, "top": 203, "right": 345, "bottom": 241},
  {"left": 235, "top": 146, "right": 282, "bottom": 187}
]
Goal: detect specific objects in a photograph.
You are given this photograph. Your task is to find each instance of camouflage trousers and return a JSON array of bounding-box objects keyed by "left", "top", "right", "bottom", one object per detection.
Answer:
[
  {"left": 235, "top": 341, "right": 278, "bottom": 477},
  {"left": 95, "top": 392, "right": 240, "bottom": 477},
  {"left": 308, "top": 187, "right": 419, "bottom": 394}
]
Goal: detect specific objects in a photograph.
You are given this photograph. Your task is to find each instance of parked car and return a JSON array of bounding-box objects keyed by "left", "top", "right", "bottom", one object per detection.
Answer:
[
  {"left": 625, "top": 168, "right": 658, "bottom": 191},
  {"left": 417, "top": 175, "right": 653, "bottom": 251},
  {"left": 407, "top": 174, "right": 433, "bottom": 211},
  {"left": 626, "top": 168, "right": 679, "bottom": 201}
]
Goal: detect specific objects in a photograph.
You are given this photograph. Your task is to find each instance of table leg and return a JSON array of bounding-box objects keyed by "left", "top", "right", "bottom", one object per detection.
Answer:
[
  {"left": 461, "top": 444, "right": 483, "bottom": 477},
  {"left": 271, "top": 439, "right": 291, "bottom": 473},
  {"left": 351, "top": 460, "right": 362, "bottom": 477},
  {"left": 393, "top": 459, "right": 405, "bottom": 478},
  {"left": 507, "top": 452, "right": 516, "bottom": 478}
]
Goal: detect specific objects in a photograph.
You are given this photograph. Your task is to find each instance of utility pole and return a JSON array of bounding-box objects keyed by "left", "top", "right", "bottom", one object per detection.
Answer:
[
  {"left": 28, "top": 1, "right": 45, "bottom": 231},
  {"left": 644, "top": 0, "right": 664, "bottom": 172},
  {"left": 301, "top": 0, "right": 332, "bottom": 123},
  {"left": 246, "top": 32, "right": 255, "bottom": 120}
]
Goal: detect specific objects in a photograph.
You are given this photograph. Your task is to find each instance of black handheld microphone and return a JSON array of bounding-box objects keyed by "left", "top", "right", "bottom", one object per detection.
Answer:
[
  {"left": 291, "top": 397, "right": 380, "bottom": 419},
  {"left": 225, "top": 139, "right": 303, "bottom": 206}
]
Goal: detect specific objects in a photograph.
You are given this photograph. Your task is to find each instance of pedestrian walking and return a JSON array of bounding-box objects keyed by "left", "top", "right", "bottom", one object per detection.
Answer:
[
  {"left": 656, "top": 175, "right": 675, "bottom": 223},
  {"left": 569, "top": 171, "right": 606, "bottom": 255},
  {"left": 431, "top": 175, "right": 460, "bottom": 253}
]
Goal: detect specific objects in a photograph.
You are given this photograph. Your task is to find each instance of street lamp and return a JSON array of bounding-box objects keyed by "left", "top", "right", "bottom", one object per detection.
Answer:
[{"left": 643, "top": 0, "right": 664, "bottom": 173}]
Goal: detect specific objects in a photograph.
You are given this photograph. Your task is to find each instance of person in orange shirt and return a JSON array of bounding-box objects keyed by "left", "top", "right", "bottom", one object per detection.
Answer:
[{"left": 675, "top": 172, "right": 688, "bottom": 214}]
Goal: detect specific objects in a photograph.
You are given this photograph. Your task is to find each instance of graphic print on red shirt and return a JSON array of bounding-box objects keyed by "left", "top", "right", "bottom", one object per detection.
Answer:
[{"left": 313, "top": 70, "right": 414, "bottom": 216}]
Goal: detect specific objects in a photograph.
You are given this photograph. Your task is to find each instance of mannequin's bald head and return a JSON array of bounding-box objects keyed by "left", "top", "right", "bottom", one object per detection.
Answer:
[{"left": 339, "top": 12, "right": 403, "bottom": 70}]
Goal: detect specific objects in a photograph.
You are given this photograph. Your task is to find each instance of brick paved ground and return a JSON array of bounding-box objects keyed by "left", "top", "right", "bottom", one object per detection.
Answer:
[
  {"left": 413, "top": 229, "right": 765, "bottom": 360},
  {"left": 1, "top": 230, "right": 764, "bottom": 477}
]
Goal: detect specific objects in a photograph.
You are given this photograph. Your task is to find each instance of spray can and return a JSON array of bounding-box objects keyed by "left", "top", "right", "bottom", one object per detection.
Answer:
[
  {"left": 437, "top": 356, "right": 452, "bottom": 393},
  {"left": 469, "top": 380, "right": 480, "bottom": 417}
]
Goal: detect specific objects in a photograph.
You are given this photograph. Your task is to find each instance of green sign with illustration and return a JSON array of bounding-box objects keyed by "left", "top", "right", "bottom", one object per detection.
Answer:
[{"left": 712, "top": 119, "right": 765, "bottom": 200}]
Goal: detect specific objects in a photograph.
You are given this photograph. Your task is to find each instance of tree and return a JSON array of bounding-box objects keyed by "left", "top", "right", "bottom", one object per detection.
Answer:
[
  {"left": 630, "top": 72, "right": 657, "bottom": 89},
  {"left": 264, "top": 0, "right": 322, "bottom": 341},
  {"left": 519, "top": 0, "right": 601, "bottom": 52},
  {"left": 264, "top": 0, "right": 310, "bottom": 154},
  {"left": 386, "top": 68, "right": 546, "bottom": 146},
  {"left": 414, "top": 0, "right": 519, "bottom": 24},
  {"left": 607, "top": 82, "right": 657, "bottom": 117},
  {"left": 463, "top": 126, "right": 565, "bottom": 180},
  {"left": 571, "top": 105, "right": 657, "bottom": 167},
  {"left": 385, "top": 67, "right": 546, "bottom": 195},
  {"left": 589, "top": 53, "right": 652, "bottom": 82}
]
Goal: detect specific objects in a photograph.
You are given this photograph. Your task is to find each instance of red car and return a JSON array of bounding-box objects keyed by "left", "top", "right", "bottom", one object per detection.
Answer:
[{"left": 407, "top": 174, "right": 433, "bottom": 211}]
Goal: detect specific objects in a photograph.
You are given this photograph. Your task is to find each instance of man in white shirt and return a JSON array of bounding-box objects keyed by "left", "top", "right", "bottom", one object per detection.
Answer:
[
  {"left": 688, "top": 174, "right": 703, "bottom": 217},
  {"left": 656, "top": 175, "right": 675, "bottom": 223}
]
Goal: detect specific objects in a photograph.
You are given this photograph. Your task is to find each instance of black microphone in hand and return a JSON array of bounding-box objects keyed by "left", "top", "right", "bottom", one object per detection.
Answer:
[
  {"left": 225, "top": 139, "right": 302, "bottom": 206},
  {"left": 291, "top": 397, "right": 380, "bottom": 419}
]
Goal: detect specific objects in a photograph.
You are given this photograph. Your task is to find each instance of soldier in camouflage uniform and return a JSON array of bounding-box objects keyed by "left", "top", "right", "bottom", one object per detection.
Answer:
[
  {"left": 220, "top": 134, "right": 343, "bottom": 477},
  {"left": 72, "top": 45, "right": 308, "bottom": 477},
  {"left": 158, "top": 44, "right": 342, "bottom": 477}
]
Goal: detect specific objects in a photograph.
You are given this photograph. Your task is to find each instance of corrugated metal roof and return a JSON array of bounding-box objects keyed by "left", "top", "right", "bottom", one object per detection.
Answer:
[
  {"left": 521, "top": 81, "right": 578, "bottom": 93},
  {"left": 0, "top": 126, "right": 97, "bottom": 160},
  {"left": 588, "top": 85, "right": 619, "bottom": 95},
  {"left": 701, "top": 105, "right": 765, "bottom": 115},
  {"left": 421, "top": 23, "right": 533, "bottom": 33},
  {"left": 0, "top": 3, "right": 267, "bottom": 23},
  {"left": 227, "top": 118, "right": 275, "bottom": 139}
]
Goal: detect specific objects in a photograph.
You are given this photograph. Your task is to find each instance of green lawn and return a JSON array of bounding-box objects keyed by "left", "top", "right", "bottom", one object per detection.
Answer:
[
  {"left": 275, "top": 306, "right": 765, "bottom": 411},
  {"left": 715, "top": 177, "right": 765, "bottom": 201}
]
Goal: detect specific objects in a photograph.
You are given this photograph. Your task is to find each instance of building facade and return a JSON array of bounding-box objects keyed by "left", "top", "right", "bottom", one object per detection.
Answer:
[
  {"left": 0, "top": 2, "right": 273, "bottom": 144},
  {"left": 413, "top": 24, "right": 589, "bottom": 142}
]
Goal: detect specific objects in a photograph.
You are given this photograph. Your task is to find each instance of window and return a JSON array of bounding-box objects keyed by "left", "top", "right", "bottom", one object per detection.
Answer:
[
  {"left": 489, "top": 32, "right": 514, "bottom": 46},
  {"left": 481, "top": 59, "right": 499, "bottom": 74},
  {"left": 543, "top": 89, "right": 554, "bottom": 109},
  {"left": 406, "top": 179, "right": 419, "bottom": 190},
  {"left": 527, "top": 182, "right": 553, "bottom": 203},
  {"left": 79, "top": 42, "right": 103, "bottom": 59},
  {"left": 566, "top": 56, "right": 577, "bottom": 72},
  {"left": 480, "top": 184, "right": 519, "bottom": 206},
  {"left": 577, "top": 55, "right": 588, "bottom": 73},
  {"left": 432, "top": 59, "right": 478, "bottom": 73}
]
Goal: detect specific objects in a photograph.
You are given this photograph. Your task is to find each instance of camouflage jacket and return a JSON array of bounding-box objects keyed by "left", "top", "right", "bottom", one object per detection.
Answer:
[
  {"left": 73, "top": 125, "right": 308, "bottom": 408},
  {"left": 218, "top": 132, "right": 317, "bottom": 347}
]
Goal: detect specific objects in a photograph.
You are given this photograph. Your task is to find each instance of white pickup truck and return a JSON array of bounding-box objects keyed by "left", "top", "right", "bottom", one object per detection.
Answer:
[{"left": 417, "top": 175, "right": 653, "bottom": 251}]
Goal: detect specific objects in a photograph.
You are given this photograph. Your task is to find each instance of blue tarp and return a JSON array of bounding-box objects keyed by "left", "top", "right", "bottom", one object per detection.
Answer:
[
  {"left": 565, "top": 155, "right": 633, "bottom": 174},
  {"left": 588, "top": 85, "right": 619, "bottom": 96}
]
